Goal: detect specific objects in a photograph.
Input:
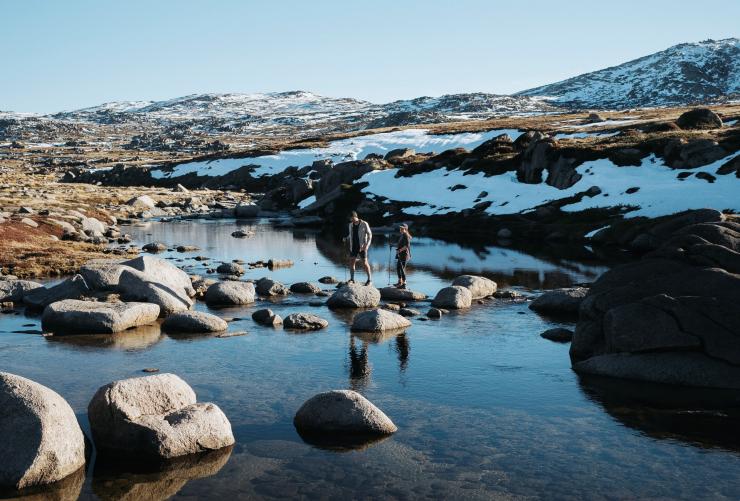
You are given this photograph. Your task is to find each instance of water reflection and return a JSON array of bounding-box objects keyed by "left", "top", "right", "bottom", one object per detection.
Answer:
[
  {"left": 0, "top": 467, "right": 84, "bottom": 501},
  {"left": 92, "top": 446, "right": 232, "bottom": 501},
  {"left": 578, "top": 374, "right": 740, "bottom": 452},
  {"left": 348, "top": 337, "right": 371, "bottom": 391},
  {"left": 44, "top": 324, "right": 163, "bottom": 351}
]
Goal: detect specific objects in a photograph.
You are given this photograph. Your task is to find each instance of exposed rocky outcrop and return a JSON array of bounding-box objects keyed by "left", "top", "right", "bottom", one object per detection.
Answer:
[{"left": 571, "top": 214, "right": 740, "bottom": 389}]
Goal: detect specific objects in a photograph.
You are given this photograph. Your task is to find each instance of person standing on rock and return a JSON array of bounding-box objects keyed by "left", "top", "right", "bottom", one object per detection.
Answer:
[
  {"left": 346, "top": 211, "right": 373, "bottom": 286},
  {"left": 394, "top": 223, "right": 412, "bottom": 288}
]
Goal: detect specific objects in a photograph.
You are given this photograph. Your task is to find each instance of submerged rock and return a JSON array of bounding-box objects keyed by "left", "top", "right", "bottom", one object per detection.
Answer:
[
  {"left": 294, "top": 390, "right": 397, "bottom": 435},
  {"left": 204, "top": 281, "right": 255, "bottom": 306},
  {"left": 162, "top": 311, "right": 228, "bottom": 333},
  {"left": 540, "top": 327, "right": 574, "bottom": 342},
  {"left": 529, "top": 287, "right": 588, "bottom": 315},
  {"left": 326, "top": 283, "right": 381, "bottom": 309},
  {"left": 451, "top": 275, "right": 497, "bottom": 299},
  {"left": 0, "top": 372, "right": 86, "bottom": 490},
  {"left": 351, "top": 308, "right": 411, "bottom": 332},
  {"left": 42, "top": 299, "right": 160, "bottom": 334},
  {"left": 283, "top": 313, "right": 328, "bottom": 330},
  {"left": 88, "top": 373, "right": 234, "bottom": 459},
  {"left": 431, "top": 286, "right": 472, "bottom": 309},
  {"left": 318, "top": 276, "right": 338, "bottom": 284}
]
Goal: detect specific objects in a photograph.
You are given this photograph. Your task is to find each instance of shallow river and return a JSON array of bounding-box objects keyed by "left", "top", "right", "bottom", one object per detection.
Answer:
[{"left": 1, "top": 219, "right": 739, "bottom": 500}]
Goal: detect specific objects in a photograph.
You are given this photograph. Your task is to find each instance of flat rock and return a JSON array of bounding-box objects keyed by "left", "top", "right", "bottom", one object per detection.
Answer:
[
  {"left": 451, "top": 275, "right": 497, "bottom": 299},
  {"left": 42, "top": 300, "right": 160, "bottom": 334},
  {"left": 327, "top": 283, "right": 381, "bottom": 309},
  {"left": 529, "top": 287, "right": 588, "bottom": 315},
  {"left": 290, "top": 282, "right": 321, "bottom": 294},
  {"left": 431, "top": 286, "right": 472, "bottom": 309},
  {"left": 294, "top": 390, "right": 397, "bottom": 435},
  {"left": 204, "top": 281, "right": 255, "bottom": 306},
  {"left": 88, "top": 373, "right": 235, "bottom": 459},
  {"left": 0, "top": 372, "right": 86, "bottom": 490},
  {"left": 284, "top": 313, "right": 328, "bottom": 330},
  {"left": 162, "top": 311, "right": 228, "bottom": 333},
  {"left": 351, "top": 309, "right": 411, "bottom": 332},
  {"left": 378, "top": 287, "right": 427, "bottom": 301}
]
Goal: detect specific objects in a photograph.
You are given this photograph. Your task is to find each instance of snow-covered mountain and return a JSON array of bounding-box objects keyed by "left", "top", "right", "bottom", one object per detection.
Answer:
[{"left": 517, "top": 38, "right": 740, "bottom": 109}]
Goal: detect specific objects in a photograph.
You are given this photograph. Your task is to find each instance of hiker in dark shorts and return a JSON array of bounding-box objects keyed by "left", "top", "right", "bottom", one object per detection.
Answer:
[
  {"left": 346, "top": 211, "right": 373, "bottom": 286},
  {"left": 394, "top": 223, "right": 412, "bottom": 289}
]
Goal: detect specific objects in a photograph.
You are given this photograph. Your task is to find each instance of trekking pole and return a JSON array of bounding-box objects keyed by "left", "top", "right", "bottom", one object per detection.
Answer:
[{"left": 387, "top": 243, "right": 392, "bottom": 286}]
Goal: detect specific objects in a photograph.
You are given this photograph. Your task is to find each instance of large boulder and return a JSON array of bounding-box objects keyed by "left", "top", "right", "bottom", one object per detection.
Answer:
[
  {"left": 0, "top": 372, "right": 86, "bottom": 490},
  {"left": 255, "top": 277, "right": 290, "bottom": 296},
  {"left": 123, "top": 256, "right": 195, "bottom": 298},
  {"left": 80, "top": 260, "right": 128, "bottom": 290},
  {"left": 117, "top": 269, "right": 193, "bottom": 316},
  {"left": 676, "top": 108, "right": 723, "bottom": 130},
  {"left": 204, "top": 281, "right": 255, "bottom": 306},
  {"left": 0, "top": 279, "right": 43, "bottom": 303},
  {"left": 529, "top": 287, "right": 588, "bottom": 315},
  {"left": 351, "top": 309, "right": 411, "bottom": 332},
  {"left": 571, "top": 220, "right": 740, "bottom": 389},
  {"left": 378, "top": 287, "right": 427, "bottom": 301},
  {"left": 451, "top": 275, "right": 497, "bottom": 299},
  {"left": 431, "top": 286, "right": 472, "bottom": 309},
  {"left": 23, "top": 275, "right": 91, "bottom": 309},
  {"left": 294, "top": 390, "right": 397, "bottom": 435},
  {"left": 88, "top": 373, "right": 234, "bottom": 459},
  {"left": 326, "top": 284, "right": 381, "bottom": 309},
  {"left": 162, "top": 311, "right": 228, "bottom": 333},
  {"left": 284, "top": 313, "right": 328, "bottom": 330},
  {"left": 42, "top": 300, "right": 160, "bottom": 334}
]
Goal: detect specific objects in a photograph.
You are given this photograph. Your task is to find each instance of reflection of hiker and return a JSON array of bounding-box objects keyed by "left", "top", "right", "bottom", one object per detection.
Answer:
[
  {"left": 394, "top": 223, "right": 412, "bottom": 289},
  {"left": 395, "top": 333, "right": 410, "bottom": 372},
  {"left": 349, "top": 336, "right": 371, "bottom": 390},
  {"left": 345, "top": 211, "right": 373, "bottom": 286}
]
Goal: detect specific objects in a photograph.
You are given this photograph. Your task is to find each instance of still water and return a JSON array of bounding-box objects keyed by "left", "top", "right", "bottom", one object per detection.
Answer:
[{"left": 1, "top": 219, "right": 738, "bottom": 500}]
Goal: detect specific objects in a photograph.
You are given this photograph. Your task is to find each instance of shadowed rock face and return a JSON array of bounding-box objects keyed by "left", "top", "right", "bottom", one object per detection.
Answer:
[
  {"left": 92, "top": 445, "right": 233, "bottom": 501},
  {"left": 0, "top": 372, "right": 86, "bottom": 491},
  {"left": 571, "top": 212, "right": 740, "bottom": 389}
]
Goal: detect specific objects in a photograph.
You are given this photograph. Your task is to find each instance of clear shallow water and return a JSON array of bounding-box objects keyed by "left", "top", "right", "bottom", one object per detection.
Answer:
[{"left": 1, "top": 220, "right": 739, "bottom": 500}]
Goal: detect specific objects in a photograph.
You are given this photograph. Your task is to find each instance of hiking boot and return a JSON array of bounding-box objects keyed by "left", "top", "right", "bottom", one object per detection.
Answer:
[{"left": 364, "top": 280, "right": 372, "bottom": 286}]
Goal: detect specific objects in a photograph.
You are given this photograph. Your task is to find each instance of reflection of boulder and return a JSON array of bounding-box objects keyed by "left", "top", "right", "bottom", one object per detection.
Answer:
[
  {"left": 3, "top": 465, "right": 85, "bottom": 501},
  {"left": 295, "top": 428, "right": 392, "bottom": 453},
  {"left": 45, "top": 324, "right": 163, "bottom": 350},
  {"left": 92, "top": 446, "right": 232, "bottom": 501},
  {"left": 577, "top": 374, "right": 740, "bottom": 452}
]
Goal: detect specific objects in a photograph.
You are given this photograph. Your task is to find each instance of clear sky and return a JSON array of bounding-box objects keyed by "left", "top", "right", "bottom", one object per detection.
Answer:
[{"left": 1, "top": 0, "right": 738, "bottom": 113}]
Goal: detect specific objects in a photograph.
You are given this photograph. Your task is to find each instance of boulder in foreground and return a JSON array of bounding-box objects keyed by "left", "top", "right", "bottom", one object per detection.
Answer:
[
  {"left": 351, "top": 309, "right": 411, "bottom": 332},
  {"left": 294, "top": 390, "right": 397, "bottom": 435},
  {"left": 88, "top": 373, "right": 234, "bottom": 459},
  {"left": 42, "top": 299, "right": 160, "bottom": 334},
  {"left": 0, "top": 372, "right": 85, "bottom": 490},
  {"left": 326, "top": 283, "right": 381, "bottom": 309}
]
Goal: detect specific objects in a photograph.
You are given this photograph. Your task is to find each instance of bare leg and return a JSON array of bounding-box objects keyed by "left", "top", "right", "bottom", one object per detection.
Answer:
[
  {"left": 362, "top": 257, "right": 372, "bottom": 283},
  {"left": 349, "top": 257, "right": 357, "bottom": 282}
]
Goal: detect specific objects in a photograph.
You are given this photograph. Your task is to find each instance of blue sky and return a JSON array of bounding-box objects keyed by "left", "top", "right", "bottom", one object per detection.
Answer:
[{"left": 1, "top": 0, "right": 738, "bottom": 113}]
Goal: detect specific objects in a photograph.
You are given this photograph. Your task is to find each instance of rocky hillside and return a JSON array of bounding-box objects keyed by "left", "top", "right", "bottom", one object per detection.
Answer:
[{"left": 518, "top": 38, "right": 740, "bottom": 109}]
